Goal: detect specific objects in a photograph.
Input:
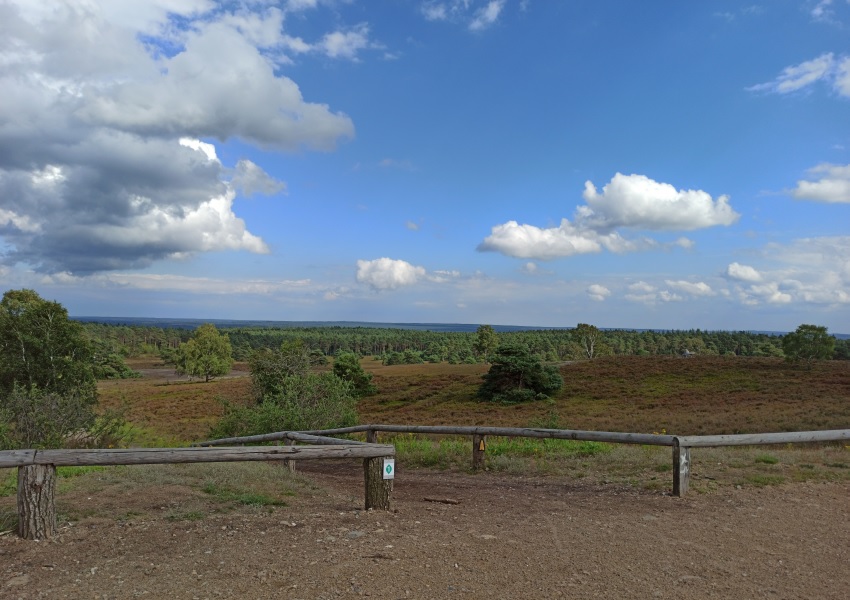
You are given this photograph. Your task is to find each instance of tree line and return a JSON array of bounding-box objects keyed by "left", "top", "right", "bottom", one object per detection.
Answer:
[{"left": 81, "top": 321, "right": 850, "bottom": 363}]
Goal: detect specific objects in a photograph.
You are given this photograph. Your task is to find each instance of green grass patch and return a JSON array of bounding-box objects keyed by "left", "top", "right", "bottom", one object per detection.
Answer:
[
  {"left": 744, "top": 474, "right": 785, "bottom": 486},
  {"left": 166, "top": 510, "right": 206, "bottom": 521},
  {"left": 390, "top": 434, "right": 610, "bottom": 471},
  {"left": 0, "top": 470, "right": 15, "bottom": 497},
  {"left": 754, "top": 454, "right": 779, "bottom": 465}
]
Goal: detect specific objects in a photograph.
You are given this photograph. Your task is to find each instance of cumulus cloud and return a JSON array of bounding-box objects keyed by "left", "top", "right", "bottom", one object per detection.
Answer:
[
  {"left": 319, "top": 24, "right": 375, "bottom": 61},
  {"left": 579, "top": 173, "right": 739, "bottom": 231},
  {"left": 356, "top": 258, "right": 427, "bottom": 290},
  {"left": 726, "top": 262, "right": 763, "bottom": 282},
  {"left": 748, "top": 53, "right": 850, "bottom": 98},
  {"left": 477, "top": 219, "right": 656, "bottom": 260},
  {"left": 624, "top": 280, "right": 685, "bottom": 304},
  {"left": 728, "top": 237, "right": 850, "bottom": 307},
  {"left": 792, "top": 163, "right": 850, "bottom": 203},
  {"left": 587, "top": 284, "right": 611, "bottom": 301},
  {"left": 479, "top": 173, "right": 737, "bottom": 260},
  {"left": 232, "top": 160, "right": 287, "bottom": 197},
  {"left": 355, "top": 258, "right": 464, "bottom": 290},
  {"left": 0, "top": 0, "right": 353, "bottom": 274}
]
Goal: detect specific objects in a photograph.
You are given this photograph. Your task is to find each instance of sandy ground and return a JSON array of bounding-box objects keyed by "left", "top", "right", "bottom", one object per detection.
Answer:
[{"left": 2, "top": 461, "right": 848, "bottom": 600}]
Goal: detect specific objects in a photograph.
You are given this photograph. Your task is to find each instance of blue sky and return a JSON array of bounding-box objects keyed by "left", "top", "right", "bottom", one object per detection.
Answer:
[{"left": 1, "top": 0, "right": 849, "bottom": 332}]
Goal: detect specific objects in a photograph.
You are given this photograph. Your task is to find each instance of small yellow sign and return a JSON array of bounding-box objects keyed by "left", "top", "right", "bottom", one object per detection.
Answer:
[{"left": 478, "top": 439, "right": 486, "bottom": 452}]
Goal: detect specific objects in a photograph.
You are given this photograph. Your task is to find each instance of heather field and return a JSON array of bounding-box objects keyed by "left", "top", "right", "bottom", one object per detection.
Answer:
[{"left": 97, "top": 355, "right": 850, "bottom": 442}]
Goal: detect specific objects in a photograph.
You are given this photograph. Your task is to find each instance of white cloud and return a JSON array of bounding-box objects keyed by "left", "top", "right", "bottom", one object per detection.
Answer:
[
  {"left": 421, "top": 2, "right": 449, "bottom": 21},
  {"left": 421, "top": 1, "right": 507, "bottom": 31},
  {"left": 624, "top": 280, "right": 686, "bottom": 304},
  {"left": 405, "top": 220, "right": 420, "bottom": 231},
  {"left": 835, "top": 57, "right": 850, "bottom": 97},
  {"left": 477, "top": 219, "right": 636, "bottom": 260},
  {"left": 587, "top": 284, "right": 610, "bottom": 301},
  {"left": 232, "top": 159, "right": 287, "bottom": 197},
  {"left": 479, "top": 173, "right": 735, "bottom": 260},
  {"left": 470, "top": 0, "right": 506, "bottom": 31},
  {"left": 726, "top": 262, "right": 763, "bottom": 282},
  {"left": 0, "top": 0, "right": 355, "bottom": 274},
  {"left": 792, "top": 163, "right": 850, "bottom": 203},
  {"left": 748, "top": 53, "right": 850, "bottom": 98},
  {"left": 356, "top": 258, "right": 427, "bottom": 290},
  {"left": 579, "top": 173, "right": 739, "bottom": 231},
  {"left": 665, "top": 280, "right": 715, "bottom": 297},
  {"left": 727, "top": 237, "right": 850, "bottom": 307},
  {"left": 319, "top": 24, "right": 374, "bottom": 61}
]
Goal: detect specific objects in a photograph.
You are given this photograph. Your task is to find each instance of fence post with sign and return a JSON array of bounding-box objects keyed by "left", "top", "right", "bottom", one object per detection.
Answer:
[
  {"left": 363, "top": 455, "right": 393, "bottom": 510},
  {"left": 472, "top": 434, "right": 486, "bottom": 470}
]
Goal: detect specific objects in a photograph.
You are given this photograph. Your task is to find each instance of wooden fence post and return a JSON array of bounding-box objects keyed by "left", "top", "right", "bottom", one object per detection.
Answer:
[
  {"left": 672, "top": 440, "right": 690, "bottom": 497},
  {"left": 363, "top": 456, "right": 393, "bottom": 510},
  {"left": 18, "top": 464, "right": 57, "bottom": 540},
  {"left": 366, "top": 429, "right": 377, "bottom": 444},
  {"left": 472, "top": 434, "right": 486, "bottom": 470},
  {"left": 282, "top": 438, "right": 296, "bottom": 473}
]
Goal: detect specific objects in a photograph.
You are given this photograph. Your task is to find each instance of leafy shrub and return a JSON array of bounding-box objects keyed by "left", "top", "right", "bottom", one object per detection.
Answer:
[
  {"left": 210, "top": 372, "right": 357, "bottom": 438},
  {"left": 479, "top": 344, "right": 563, "bottom": 404},
  {"left": 333, "top": 352, "right": 376, "bottom": 396}
]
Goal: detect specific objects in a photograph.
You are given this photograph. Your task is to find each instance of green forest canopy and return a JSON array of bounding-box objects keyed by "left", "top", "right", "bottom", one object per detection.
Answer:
[{"left": 79, "top": 320, "right": 850, "bottom": 363}]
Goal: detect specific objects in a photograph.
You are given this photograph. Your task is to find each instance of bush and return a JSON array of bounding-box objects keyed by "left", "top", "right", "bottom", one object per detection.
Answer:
[
  {"left": 210, "top": 372, "right": 357, "bottom": 438},
  {"left": 332, "top": 352, "right": 376, "bottom": 397},
  {"left": 479, "top": 344, "right": 563, "bottom": 404}
]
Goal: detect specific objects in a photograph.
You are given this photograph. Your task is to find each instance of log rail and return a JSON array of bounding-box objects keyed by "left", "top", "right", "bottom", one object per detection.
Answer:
[
  {"left": 0, "top": 443, "right": 395, "bottom": 540},
  {"left": 198, "top": 424, "right": 850, "bottom": 499}
]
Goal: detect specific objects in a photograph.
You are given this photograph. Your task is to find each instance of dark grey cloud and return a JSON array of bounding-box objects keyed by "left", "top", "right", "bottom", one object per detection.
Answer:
[{"left": 0, "top": 0, "right": 354, "bottom": 275}]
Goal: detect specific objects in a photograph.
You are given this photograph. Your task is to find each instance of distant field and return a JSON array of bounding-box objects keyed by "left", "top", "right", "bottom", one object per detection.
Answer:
[{"left": 99, "top": 355, "right": 850, "bottom": 444}]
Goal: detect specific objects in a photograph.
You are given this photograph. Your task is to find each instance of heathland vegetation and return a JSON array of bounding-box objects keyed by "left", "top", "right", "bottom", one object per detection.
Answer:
[{"left": 1, "top": 290, "right": 849, "bottom": 535}]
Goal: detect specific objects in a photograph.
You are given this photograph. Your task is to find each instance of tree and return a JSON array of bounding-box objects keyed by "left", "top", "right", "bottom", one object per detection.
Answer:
[
  {"left": 248, "top": 339, "right": 312, "bottom": 402},
  {"left": 333, "top": 352, "right": 376, "bottom": 397},
  {"left": 478, "top": 344, "right": 563, "bottom": 404},
  {"left": 0, "top": 289, "right": 96, "bottom": 401},
  {"left": 175, "top": 323, "right": 233, "bottom": 382},
  {"left": 573, "top": 323, "right": 608, "bottom": 359},
  {"left": 0, "top": 289, "right": 100, "bottom": 449},
  {"left": 474, "top": 324, "right": 500, "bottom": 362},
  {"left": 782, "top": 324, "right": 835, "bottom": 367}
]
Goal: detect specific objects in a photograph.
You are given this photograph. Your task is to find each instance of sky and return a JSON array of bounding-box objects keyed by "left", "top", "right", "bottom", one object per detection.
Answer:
[{"left": 1, "top": 0, "right": 849, "bottom": 332}]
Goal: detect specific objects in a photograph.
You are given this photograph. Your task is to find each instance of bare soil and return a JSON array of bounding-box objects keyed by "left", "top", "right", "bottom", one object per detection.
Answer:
[{"left": 2, "top": 462, "right": 848, "bottom": 599}]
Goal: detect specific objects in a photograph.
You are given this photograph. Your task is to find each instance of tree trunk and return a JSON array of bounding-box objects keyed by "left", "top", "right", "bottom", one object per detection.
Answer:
[
  {"left": 363, "top": 456, "right": 392, "bottom": 511},
  {"left": 18, "top": 464, "right": 57, "bottom": 540}
]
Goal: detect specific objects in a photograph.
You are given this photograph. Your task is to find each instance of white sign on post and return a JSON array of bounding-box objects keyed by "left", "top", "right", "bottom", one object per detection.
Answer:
[{"left": 383, "top": 458, "right": 395, "bottom": 480}]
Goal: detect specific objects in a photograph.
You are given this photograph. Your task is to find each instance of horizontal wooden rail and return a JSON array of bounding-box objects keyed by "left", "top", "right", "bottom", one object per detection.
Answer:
[
  {"left": 2, "top": 443, "right": 395, "bottom": 541},
  {"left": 0, "top": 445, "right": 394, "bottom": 469},
  {"left": 674, "top": 430, "right": 850, "bottom": 448},
  {"left": 193, "top": 431, "right": 369, "bottom": 447},
  {"left": 204, "top": 425, "right": 677, "bottom": 447},
  {"left": 199, "top": 424, "right": 850, "bottom": 499}
]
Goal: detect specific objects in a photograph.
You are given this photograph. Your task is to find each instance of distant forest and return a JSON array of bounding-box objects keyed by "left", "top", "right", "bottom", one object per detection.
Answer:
[{"left": 80, "top": 321, "right": 850, "bottom": 363}]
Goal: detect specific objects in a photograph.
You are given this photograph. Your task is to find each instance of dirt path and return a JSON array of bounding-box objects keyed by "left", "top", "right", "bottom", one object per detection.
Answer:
[{"left": 2, "top": 462, "right": 848, "bottom": 599}]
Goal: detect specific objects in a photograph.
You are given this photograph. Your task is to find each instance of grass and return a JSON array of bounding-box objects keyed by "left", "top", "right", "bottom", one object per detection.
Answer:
[{"left": 0, "top": 461, "right": 307, "bottom": 532}]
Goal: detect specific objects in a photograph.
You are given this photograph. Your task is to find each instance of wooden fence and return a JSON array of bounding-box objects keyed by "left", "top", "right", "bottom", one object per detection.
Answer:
[
  {"left": 6, "top": 425, "right": 848, "bottom": 541},
  {"left": 197, "top": 424, "right": 850, "bottom": 498},
  {"left": 0, "top": 441, "right": 395, "bottom": 540}
]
